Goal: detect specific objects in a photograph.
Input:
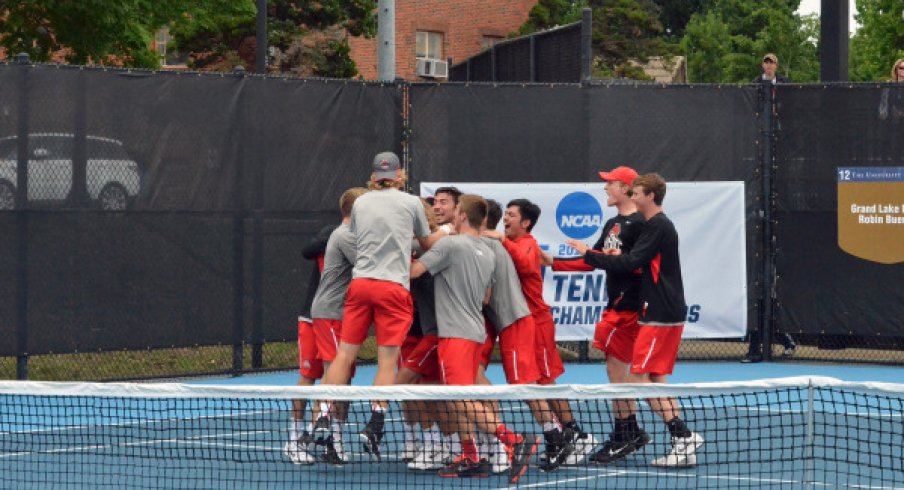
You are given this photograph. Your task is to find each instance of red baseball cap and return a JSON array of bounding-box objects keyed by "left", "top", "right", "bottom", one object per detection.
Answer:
[{"left": 598, "top": 166, "right": 638, "bottom": 186}]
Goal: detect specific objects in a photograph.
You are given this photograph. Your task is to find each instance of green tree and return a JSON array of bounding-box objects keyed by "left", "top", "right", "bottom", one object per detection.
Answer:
[
  {"left": 681, "top": 0, "right": 819, "bottom": 83},
  {"left": 172, "top": 0, "right": 376, "bottom": 76},
  {"left": 588, "top": 0, "right": 678, "bottom": 79},
  {"left": 518, "top": 0, "right": 587, "bottom": 35},
  {"left": 850, "top": 0, "right": 904, "bottom": 81},
  {"left": 653, "top": 0, "right": 705, "bottom": 40}
]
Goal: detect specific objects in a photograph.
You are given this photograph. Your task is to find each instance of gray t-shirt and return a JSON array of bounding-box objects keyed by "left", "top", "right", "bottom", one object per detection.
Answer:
[
  {"left": 481, "top": 237, "right": 531, "bottom": 331},
  {"left": 350, "top": 188, "right": 431, "bottom": 289},
  {"left": 310, "top": 224, "right": 356, "bottom": 320},
  {"left": 418, "top": 234, "right": 495, "bottom": 343}
]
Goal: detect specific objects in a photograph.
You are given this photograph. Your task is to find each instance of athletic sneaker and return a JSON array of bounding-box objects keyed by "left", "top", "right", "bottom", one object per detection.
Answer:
[
  {"left": 590, "top": 429, "right": 651, "bottom": 464},
  {"left": 407, "top": 445, "right": 446, "bottom": 471},
  {"left": 438, "top": 456, "right": 490, "bottom": 478},
  {"left": 651, "top": 432, "right": 704, "bottom": 468},
  {"left": 283, "top": 434, "right": 316, "bottom": 465},
  {"left": 567, "top": 430, "right": 598, "bottom": 465},
  {"left": 488, "top": 439, "right": 510, "bottom": 474},
  {"left": 321, "top": 438, "right": 348, "bottom": 466},
  {"left": 360, "top": 411, "right": 385, "bottom": 462},
  {"left": 401, "top": 440, "right": 421, "bottom": 462},
  {"left": 539, "top": 429, "right": 574, "bottom": 472},
  {"left": 508, "top": 435, "right": 541, "bottom": 484},
  {"left": 312, "top": 415, "right": 332, "bottom": 445}
]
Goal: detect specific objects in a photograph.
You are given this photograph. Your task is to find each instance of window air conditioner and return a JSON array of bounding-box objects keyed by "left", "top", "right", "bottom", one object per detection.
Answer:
[{"left": 416, "top": 58, "right": 448, "bottom": 78}]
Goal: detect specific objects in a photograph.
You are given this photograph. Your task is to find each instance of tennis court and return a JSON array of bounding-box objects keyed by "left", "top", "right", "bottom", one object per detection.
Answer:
[{"left": 2, "top": 363, "right": 902, "bottom": 489}]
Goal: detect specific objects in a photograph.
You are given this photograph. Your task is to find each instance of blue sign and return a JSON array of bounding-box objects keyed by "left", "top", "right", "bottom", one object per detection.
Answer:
[{"left": 555, "top": 192, "right": 603, "bottom": 239}]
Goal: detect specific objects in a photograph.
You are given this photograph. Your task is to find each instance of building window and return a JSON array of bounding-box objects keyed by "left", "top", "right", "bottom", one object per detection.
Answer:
[{"left": 416, "top": 31, "right": 443, "bottom": 60}]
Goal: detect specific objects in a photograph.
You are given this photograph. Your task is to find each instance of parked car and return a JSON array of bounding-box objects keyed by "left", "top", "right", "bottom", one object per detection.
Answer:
[{"left": 0, "top": 133, "right": 140, "bottom": 210}]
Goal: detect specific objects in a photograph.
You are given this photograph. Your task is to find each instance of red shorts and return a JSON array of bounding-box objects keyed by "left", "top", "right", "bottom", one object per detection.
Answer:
[
  {"left": 533, "top": 310, "right": 564, "bottom": 384},
  {"left": 297, "top": 318, "right": 324, "bottom": 380},
  {"left": 438, "top": 338, "right": 481, "bottom": 385},
  {"left": 631, "top": 324, "right": 684, "bottom": 376},
  {"left": 497, "top": 315, "right": 541, "bottom": 384},
  {"left": 592, "top": 309, "right": 640, "bottom": 364},
  {"left": 402, "top": 335, "right": 440, "bottom": 381},
  {"left": 479, "top": 317, "right": 497, "bottom": 367},
  {"left": 341, "top": 278, "right": 413, "bottom": 347},
  {"left": 400, "top": 335, "right": 421, "bottom": 369},
  {"left": 312, "top": 318, "right": 342, "bottom": 362}
]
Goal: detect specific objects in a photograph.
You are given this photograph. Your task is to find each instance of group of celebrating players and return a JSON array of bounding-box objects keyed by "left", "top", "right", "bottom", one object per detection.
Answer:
[{"left": 285, "top": 151, "right": 703, "bottom": 483}]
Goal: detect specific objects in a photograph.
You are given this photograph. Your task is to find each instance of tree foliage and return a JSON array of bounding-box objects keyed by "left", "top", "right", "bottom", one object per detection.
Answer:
[
  {"left": 849, "top": 0, "right": 904, "bottom": 81},
  {"left": 681, "top": 0, "right": 819, "bottom": 83},
  {"left": 517, "top": 0, "right": 587, "bottom": 35}
]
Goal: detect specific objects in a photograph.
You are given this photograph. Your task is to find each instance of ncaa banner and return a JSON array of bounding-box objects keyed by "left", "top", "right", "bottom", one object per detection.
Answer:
[{"left": 421, "top": 182, "right": 747, "bottom": 340}]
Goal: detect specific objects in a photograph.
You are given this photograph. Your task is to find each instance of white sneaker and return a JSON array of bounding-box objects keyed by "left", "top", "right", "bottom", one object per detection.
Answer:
[
  {"left": 401, "top": 440, "right": 421, "bottom": 462},
  {"left": 567, "top": 431, "right": 598, "bottom": 465},
  {"left": 283, "top": 439, "right": 315, "bottom": 465},
  {"left": 488, "top": 439, "right": 510, "bottom": 474},
  {"left": 407, "top": 447, "right": 446, "bottom": 470},
  {"left": 651, "top": 432, "right": 704, "bottom": 468}
]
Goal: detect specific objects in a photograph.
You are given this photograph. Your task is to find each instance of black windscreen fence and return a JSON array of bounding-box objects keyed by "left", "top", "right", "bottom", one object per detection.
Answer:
[
  {"left": 1, "top": 61, "right": 902, "bottom": 381},
  {"left": 449, "top": 22, "right": 582, "bottom": 83}
]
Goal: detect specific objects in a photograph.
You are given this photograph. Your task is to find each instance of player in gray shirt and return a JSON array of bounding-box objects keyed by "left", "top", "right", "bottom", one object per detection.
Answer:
[
  {"left": 411, "top": 194, "right": 540, "bottom": 482},
  {"left": 315, "top": 152, "right": 440, "bottom": 461}
]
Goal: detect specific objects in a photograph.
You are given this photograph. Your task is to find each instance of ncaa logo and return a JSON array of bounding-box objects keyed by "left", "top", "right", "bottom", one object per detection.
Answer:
[{"left": 556, "top": 192, "right": 603, "bottom": 239}]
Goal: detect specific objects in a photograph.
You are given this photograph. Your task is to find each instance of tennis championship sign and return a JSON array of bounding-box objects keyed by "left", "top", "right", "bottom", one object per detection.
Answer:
[
  {"left": 421, "top": 182, "right": 747, "bottom": 340},
  {"left": 837, "top": 167, "right": 904, "bottom": 264}
]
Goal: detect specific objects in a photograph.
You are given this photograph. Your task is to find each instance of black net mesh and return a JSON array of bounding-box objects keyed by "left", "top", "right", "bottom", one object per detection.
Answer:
[{"left": 0, "top": 378, "right": 901, "bottom": 488}]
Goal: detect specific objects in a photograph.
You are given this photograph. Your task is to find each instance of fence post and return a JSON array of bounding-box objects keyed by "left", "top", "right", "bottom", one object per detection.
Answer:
[
  {"left": 529, "top": 36, "right": 537, "bottom": 82},
  {"left": 232, "top": 66, "right": 247, "bottom": 374},
  {"left": 760, "top": 82, "right": 777, "bottom": 360},
  {"left": 70, "top": 69, "right": 90, "bottom": 208},
  {"left": 15, "top": 53, "right": 30, "bottom": 380},
  {"left": 580, "top": 7, "right": 592, "bottom": 82}
]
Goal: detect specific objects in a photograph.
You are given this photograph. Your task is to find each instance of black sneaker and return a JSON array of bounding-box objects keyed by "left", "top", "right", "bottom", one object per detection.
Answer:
[
  {"left": 312, "top": 415, "right": 332, "bottom": 445},
  {"left": 782, "top": 345, "right": 796, "bottom": 357},
  {"left": 321, "top": 440, "right": 348, "bottom": 466},
  {"left": 508, "top": 435, "right": 541, "bottom": 484},
  {"left": 539, "top": 429, "right": 574, "bottom": 472},
  {"left": 360, "top": 411, "right": 385, "bottom": 461},
  {"left": 741, "top": 354, "right": 763, "bottom": 363},
  {"left": 438, "top": 457, "right": 489, "bottom": 478},
  {"left": 590, "top": 429, "right": 651, "bottom": 464}
]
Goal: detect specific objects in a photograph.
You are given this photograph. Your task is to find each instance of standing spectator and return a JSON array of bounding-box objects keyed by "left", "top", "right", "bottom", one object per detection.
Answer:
[
  {"left": 892, "top": 59, "right": 904, "bottom": 82},
  {"left": 753, "top": 53, "right": 788, "bottom": 84}
]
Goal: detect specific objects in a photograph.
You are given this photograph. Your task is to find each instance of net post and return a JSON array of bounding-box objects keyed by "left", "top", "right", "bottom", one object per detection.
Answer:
[{"left": 805, "top": 378, "right": 815, "bottom": 488}]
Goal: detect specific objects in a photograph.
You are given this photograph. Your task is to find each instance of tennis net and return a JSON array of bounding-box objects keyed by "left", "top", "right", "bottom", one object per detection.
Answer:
[{"left": 1, "top": 376, "right": 901, "bottom": 489}]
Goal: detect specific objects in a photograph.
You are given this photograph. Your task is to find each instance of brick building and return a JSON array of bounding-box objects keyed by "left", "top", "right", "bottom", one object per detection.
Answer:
[{"left": 348, "top": 0, "right": 536, "bottom": 81}]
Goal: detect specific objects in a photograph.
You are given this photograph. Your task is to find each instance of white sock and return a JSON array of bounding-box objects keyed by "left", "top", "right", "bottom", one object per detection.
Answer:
[
  {"left": 372, "top": 402, "right": 387, "bottom": 413},
  {"left": 290, "top": 419, "right": 305, "bottom": 441},
  {"left": 543, "top": 421, "right": 562, "bottom": 433},
  {"left": 318, "top": 402, "right": 331, "bottom": 419},
  {"left": 332, "top": 421, "right": 344, "bottom": 442},
  {"left": 449, "top": 432, "right": 461, "bottom": 455},
  {"left": 427, "top": 424, "right": 441, "bottom": 446},
  {"left": 404, "top": 423, "right": 420, "bottom": 445}
]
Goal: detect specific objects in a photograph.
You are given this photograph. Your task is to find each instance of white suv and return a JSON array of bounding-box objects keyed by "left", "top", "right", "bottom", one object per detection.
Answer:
[{"left": 0, "top": 133, "right": 140, "bottom": 210}]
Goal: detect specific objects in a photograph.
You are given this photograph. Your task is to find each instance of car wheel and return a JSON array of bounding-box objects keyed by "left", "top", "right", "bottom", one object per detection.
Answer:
[
  {"left": 98, "top": 183, "right": 129, "bottom": 211},
  {"left": 0, "top": 180, "right": 15, "bottom": 210}
]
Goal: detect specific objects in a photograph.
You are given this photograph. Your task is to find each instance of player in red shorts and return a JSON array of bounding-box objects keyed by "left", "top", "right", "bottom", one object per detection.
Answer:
[
  {"left": 284, "top": 224, "right": 333, "bottom": 465},
  {"left": 482, "top": 198, "right": 594, "bottom": 466},
  {"left": 306, "top": 187, "right": 367, "bottom": 465},
  {"left": 568, "top": 173, "right": 704, "bottom": 468},
  {"left": 547, "top": 166, "right": 650, "bottom": 464},
  {"left": 314, "top": 152, "right": 440, "bottom": 460},
  {"left": 479, "top": 199, "right": 574, "bottom": 473},
  {"left": 411, "top": 194, "right": 540, "bottom": 483}
]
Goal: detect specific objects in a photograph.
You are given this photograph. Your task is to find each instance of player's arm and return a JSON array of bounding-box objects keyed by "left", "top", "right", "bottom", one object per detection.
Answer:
[
  {"left": 483, "top": 287, "right": 493, "bottom": 305},
  {"left": 411, "top": 260, "right": 428, "bottom": 279},
  {"left": 590, "top": 223, "right": 663, "bottom": 273}
]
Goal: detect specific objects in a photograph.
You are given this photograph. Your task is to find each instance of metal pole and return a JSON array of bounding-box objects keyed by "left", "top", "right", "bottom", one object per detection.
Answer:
[
  {"left": 820, "top": 0, "right": 849, "bottom": 81},
  {"left": 761, "top": 83, "right": 776, "bottom": 361},
  {"left": 15, "top": 53, "right": 30, "bottom": 380},
  {"left": 232, "top": 66, "right": 246, "bottom": 374},
  {"left": 377, "top": 0, "right": 396, "bottom": 81},
  {"left": 255, "top": 0, "right": 267, "bottom": 74},
  {"left": 580, "top": 8, "right": 592, "bottom": 82}
]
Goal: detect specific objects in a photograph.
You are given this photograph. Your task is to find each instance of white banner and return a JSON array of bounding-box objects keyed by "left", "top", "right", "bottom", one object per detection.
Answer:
[{"left": 421, "top": 182, "right": 747, "bottom": 340}]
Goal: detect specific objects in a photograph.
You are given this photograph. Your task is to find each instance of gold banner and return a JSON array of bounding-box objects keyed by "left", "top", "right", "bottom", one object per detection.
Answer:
[{"left": 838, "top": 177, "right": 904, "bottom": 264}]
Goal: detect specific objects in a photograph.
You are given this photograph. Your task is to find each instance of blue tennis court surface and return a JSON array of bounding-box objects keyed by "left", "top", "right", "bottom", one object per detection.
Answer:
[{"left": 1, "top": 363, "right": 902, "bottom": 489}]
